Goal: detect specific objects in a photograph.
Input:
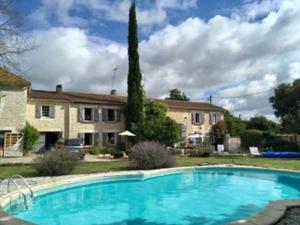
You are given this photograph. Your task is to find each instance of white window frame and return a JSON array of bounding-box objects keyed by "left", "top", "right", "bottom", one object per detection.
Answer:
[{"left": 41, "top": 105, "right": 50, "bottom": 118}]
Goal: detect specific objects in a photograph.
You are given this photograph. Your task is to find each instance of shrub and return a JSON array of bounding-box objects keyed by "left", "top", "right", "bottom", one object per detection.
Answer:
[
  {"left": 190, "top": 145, "right": 210, "bottom": 157},
  {"left": 22, "top": 122, "right": 39, "bottom": 154},
  {"left": 88, "top": 147, "right": 99, "bottom": 155},
  {"left": 129, "top": 141, "right": 175, "bottom": 169},
  {"left": 111, "top": 151, "right": 124, "bottom": 159},
  {"left": 132, "top": 100, "right": 180, "bottom": 146},
  {"left": 32, "top": 149, "right": 78, "bottom": 176},
  {"left": 240, "top": 129, "right": 263, "bottom": 148}
]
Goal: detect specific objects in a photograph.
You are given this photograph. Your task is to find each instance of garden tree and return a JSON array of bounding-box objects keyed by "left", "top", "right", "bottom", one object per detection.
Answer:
[
  {"left": 211, "top": 121, "right": 227, "bottom": 150},
  {"left": 22, "top": 122, "right": 39, "bottom": 154},
  {"left": 246, "top": 116, "right": 279, "bottom": 132},
  {"left": 132, "top": 100, "right": 180, "bottom": 146},
  {"left": 224, "top": 111, "right": 246, "bottom": 136},
  {"left": 166, "top": 88, "right": 190, "bottom": 101},
  {"left": 126, "top": 1, "right": 144, "bottom": 130},
  {"left": 270, "top": 79, "right": 300, "bottom": 134},
  {"left": 0, "top": 0, "right": 35, "bottom": 68}
]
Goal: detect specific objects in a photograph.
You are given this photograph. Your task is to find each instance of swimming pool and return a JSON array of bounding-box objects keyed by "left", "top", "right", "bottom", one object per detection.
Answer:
[{"left": 4, "top": 167, "right": 300, "bottom": 225}]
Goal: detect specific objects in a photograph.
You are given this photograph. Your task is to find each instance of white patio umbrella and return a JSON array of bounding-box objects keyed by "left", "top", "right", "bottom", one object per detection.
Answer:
[
  {"left": 118, "top": 131, "right": 136, "bottom": 150},
  {"left": 118, "top": 131, "right": 136, "bottom": 137}
]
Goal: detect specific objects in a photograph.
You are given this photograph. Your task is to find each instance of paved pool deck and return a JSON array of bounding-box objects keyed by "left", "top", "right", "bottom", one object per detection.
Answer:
[
  {"left": 0, "top": 153, "right": 116, "bottom": 165},
  {"left": 0, "top": 165, "right": 300, "bottom": 225}
]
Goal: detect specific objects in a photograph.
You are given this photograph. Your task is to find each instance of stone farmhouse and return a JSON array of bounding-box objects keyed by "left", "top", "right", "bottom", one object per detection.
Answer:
[{"left": 0, "top": 69, "right": 225, "bottom": 156}]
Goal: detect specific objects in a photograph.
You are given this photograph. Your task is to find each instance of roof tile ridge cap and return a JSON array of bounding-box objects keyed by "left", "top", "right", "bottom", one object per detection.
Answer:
[
  {"left": 64, "top": 91, "right": 127, "bottom": 98},
  {"left": 63, "top": 91, "right": 127, "bottom": 103}
]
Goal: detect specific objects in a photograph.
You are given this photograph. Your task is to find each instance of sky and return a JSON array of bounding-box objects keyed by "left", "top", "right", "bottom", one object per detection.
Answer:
[{"left": 16, "top": 0, "right": 300, "bottom": 121}]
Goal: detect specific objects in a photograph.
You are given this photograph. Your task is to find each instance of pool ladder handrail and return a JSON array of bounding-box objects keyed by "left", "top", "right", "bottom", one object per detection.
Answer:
[
  {"left": 8, "top": 175, "right": 34, "bottom": 198},
  {"left": 1, "top": 174, "right": 34, "bottom": 210}
]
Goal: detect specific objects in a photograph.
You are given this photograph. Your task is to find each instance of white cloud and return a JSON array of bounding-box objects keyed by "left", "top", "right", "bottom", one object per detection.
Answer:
[
  {"left": 29, "top": 0, "right": 198, "bottom": 27},
  {"left": 21, "top": 0, "right": 300, "bottom": 121},
  {"left": 21, "top": 28, "right": 127, "bottom": 94}
]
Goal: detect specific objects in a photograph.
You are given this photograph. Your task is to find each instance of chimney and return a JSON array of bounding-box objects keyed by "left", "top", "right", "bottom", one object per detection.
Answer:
[
  {"left": 56, "top": 84, "right": 62, "bottom": 93},
  {"left": 110, "top": 89, "right": 117, "bottom": 95}
]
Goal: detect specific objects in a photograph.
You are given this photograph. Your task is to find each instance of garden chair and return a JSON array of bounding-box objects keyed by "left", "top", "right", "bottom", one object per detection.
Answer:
[{"left": 249, "top": 147, "right": 261, "bottom": 156}]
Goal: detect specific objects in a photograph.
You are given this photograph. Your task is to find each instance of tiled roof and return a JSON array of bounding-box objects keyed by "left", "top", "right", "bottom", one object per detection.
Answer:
[
  {"left": 158, "top": 99, "right": 225, "bottom": 112},
  {"left": 29, "top": 89, "right": 225, "bottom": 112},
  {"left": 0, "top": 68, "right": 30, "bottom": 87},
  {"left": 29, "top": 90, "right": 127, "bottom": 105}
]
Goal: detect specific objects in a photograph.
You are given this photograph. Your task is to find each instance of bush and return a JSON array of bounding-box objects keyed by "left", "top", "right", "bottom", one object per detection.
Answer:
[
  {"left": 132, "top": 100, "right": 180, "bottom": 146},
  {"left": 129, "top": 141, "right": 175, "bottom": 169},
  {"left": 88, "top": 147, "right": 99, "bottom": 155},
  {"left": 240, "top": 129, "right": 263, "bottom": 148},
  {"left": 189, "top": 145, "right": 210, "bottom": 157},
  {"left": 32, "top": 149, "right": 78, "bottom": 176},
  {"left": 241, "top": 129, "right": 300, "bottom": 151},
  {"left": 111, "top": 151, "right": 124, "bottom": 159},
  {"left": 22, "top": 122, "right": 39, "bottom": 154}
]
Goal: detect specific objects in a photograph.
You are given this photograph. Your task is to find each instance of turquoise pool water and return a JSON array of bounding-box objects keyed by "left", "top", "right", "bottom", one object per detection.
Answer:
[{"left": 5, "top": 168, "right": 300, "bottom": 225}]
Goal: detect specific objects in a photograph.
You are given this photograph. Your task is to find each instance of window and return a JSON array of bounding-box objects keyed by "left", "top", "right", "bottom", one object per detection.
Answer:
[
  {"left": 42, "top": 106, "right": 50, "bottom": 117},
  {"left": 195, "top": 113, "right": 200, "bottom": 123},
  {"left": 107, "top": 109, "right": 116, "bottom": 121},
  {"left": 192, "top": 112, "right": 204, "bottom": 124},
  {"left": 0, "top": 132, "right": 5, "bottom": 148},
  {"left": 107, "top": 133, "right": 116, "bottom": 145},
  {"left": 210, "top": 112, "right": 221, "bottom": 125},
  {"left": 103, "top": 132, "right": 117, "bottom": 145},
  {"left": 84, "top": 108, "right": 93, "bottom": 121},
  {"left": 84, "top": 133, "right": 93, "bottom": 146},
  {"left": 78, "top": 133, "right": 98, "bottom": 146}
]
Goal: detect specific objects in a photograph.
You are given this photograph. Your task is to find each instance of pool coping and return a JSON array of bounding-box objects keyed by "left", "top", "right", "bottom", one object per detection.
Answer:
[{"left": 1, "top": 164, "right": 300, "bottom": 225}]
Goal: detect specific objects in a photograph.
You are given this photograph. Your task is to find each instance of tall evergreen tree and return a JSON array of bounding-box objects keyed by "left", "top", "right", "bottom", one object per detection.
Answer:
[{"left": 126, "top": 1, "right": 143, "bottom": 130}]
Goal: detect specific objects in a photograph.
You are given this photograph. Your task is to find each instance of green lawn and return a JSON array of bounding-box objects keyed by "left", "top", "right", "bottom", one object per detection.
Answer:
[{"left": 0, "top": 156, "right": 300, "bottom": 179}]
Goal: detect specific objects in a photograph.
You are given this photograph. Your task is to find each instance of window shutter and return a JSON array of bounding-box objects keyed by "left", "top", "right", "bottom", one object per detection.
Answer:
[
  {"left": 93, "top": 133, "right": 99, "bottom": 146},
  {"left": 102, "top": 109, "right": 108, "bottom": 122},
  {"left": 78, "top": 133, "right": 84, "bottom": 142},
  {"left": 191, "top": 113, "right": 195, "bottom": 124},
  {"left": 102, "top": 133, "right": 107, "bottom": 145},
  {"left": 94, "top": 108, "right": 99, "bottom": 122},
  {"left": 209, "top": 113, "right": 212, "bottom": 125},
  {"left": 116, "top": 110, "right": 121, "bottom": 122},
  {"left": 200, "top": 112, "right": 205, "bottom": 125},
  {"left": 49, "top": 106, "right": 55, "bottom": 118},
  {"left": 78, "top": 107, "right": 83, "bottom": 122},
  {"left": 36, "top": 104, "right": 42, "bottom": 118}
]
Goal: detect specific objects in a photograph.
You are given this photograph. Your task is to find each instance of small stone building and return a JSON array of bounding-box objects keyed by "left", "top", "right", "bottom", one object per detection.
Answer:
[{"left": 0, "top": 68, "right": 30, "bottom": 156}]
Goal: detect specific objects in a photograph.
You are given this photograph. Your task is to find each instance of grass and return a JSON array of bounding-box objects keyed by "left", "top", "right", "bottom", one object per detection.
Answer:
[{"left": 1, "top": 156, "right": 300, "bottom": 179}]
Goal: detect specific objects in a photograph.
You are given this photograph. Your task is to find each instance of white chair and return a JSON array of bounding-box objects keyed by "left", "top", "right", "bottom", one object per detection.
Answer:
[{"left": 249, "top": 147, "right": 261, "bottom": 156}]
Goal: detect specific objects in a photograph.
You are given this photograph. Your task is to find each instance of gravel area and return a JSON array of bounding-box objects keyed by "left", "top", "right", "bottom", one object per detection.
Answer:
[{"left": 276, "top": 207, "right": 300, "bottom": 225}]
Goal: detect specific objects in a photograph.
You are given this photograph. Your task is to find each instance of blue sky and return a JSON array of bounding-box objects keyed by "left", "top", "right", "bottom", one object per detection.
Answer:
[
  {"left": 17, "top": 0, "right": 300, "bottom": 120},
  {"left": 19, "top": 0, "right": 258, "bottom": 42}
]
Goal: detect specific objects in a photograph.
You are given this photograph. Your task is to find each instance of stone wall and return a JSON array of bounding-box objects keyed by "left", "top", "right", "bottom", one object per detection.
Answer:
[
  {"left": 0, "top": 87, "right": 27, "bottom": 132},
  {"left": 167, "top": 108, "right": 224, "bottom": 138},
  {"left": 26, "top": 99, "right": 68, "bottom": 135}
]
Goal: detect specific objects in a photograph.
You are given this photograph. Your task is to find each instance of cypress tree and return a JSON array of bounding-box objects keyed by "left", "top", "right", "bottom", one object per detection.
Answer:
[{"left": 126, "top": 0, "right": 143, "bottom": 130}]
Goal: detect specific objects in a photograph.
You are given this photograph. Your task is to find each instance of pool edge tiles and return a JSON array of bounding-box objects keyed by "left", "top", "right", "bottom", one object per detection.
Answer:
[{"left": 2, "top": 165, "right": 300, "bottom": 225}]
